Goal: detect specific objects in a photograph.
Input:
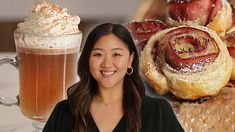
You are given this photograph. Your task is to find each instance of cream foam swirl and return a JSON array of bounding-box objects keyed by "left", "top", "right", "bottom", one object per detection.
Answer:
[{"left": 16, "top": 1, "right": 80, "bottom": 36}]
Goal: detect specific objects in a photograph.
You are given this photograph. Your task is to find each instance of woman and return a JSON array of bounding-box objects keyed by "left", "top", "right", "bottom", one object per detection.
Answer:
[{"left": 43, "top": 23, "right": 184, "bottom": 132}]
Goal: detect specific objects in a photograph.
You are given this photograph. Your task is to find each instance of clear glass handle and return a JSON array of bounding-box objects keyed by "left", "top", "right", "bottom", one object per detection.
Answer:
[
  {"left": 0, "top": 56, "right": 19, "bottom": 106},
  {"left": 0, "top": 56, "right": 18, "bottom": 67},
  {"left": 0, "top": 95, "right": 19, "bottom": 106}
]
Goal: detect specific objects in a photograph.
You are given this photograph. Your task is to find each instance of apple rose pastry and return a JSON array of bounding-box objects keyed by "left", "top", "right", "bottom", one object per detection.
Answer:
[
  {"left": 127, "top": 20, "right": 166, "bottom": 52},
  {"left": 223, "top": 30, "right": 235, "bottom": 80},
  {"left": 166, "top": 0, "right": 232, "bottom": 37},
  {"left": 140, "top": 25, "right": 232, "bottom": 100}
]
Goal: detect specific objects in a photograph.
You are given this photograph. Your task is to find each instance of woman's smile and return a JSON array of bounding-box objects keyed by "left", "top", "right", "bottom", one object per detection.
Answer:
[{"left": 100, "top": 70, "right": 116, "bottom": 76}]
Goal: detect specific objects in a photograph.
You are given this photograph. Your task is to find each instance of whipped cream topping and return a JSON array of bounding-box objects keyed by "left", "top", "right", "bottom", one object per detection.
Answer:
[{"left": 16, "top": 1, "right": 80, "bottom": 36}]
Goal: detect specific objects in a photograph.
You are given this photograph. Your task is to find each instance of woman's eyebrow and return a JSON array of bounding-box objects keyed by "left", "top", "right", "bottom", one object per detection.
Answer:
[
  {"left": 92, "top": 48, "right": 103, "bottom": 51},
  {"left": 112, "top": 48, "right": 124, "bottom": 51},
  {"left": 91, "top": 48, "right": 124, "bottom": 51}
]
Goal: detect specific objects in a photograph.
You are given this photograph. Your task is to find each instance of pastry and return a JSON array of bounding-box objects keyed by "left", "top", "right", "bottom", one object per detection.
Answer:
[
  {"left": 165, "top": 0, "right": 232, "bottom": 37},
  {"left": 140, "top": 25, "right": 232, "bottom": 100},
  {"left": 223, "top": 29, "right": 235, "bottom": 80},
  {"left": 126, "top": 19, "right": 166, "bottom": 53}
]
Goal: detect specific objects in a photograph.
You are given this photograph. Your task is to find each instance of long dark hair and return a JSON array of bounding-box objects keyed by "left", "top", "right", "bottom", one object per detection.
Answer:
[{"left": 67, "top": 23, "right": 145, "bottom": 132}]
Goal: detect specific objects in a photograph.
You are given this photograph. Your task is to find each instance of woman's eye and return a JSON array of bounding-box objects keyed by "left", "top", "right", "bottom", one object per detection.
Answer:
[
  {"left": 113, "top": 53, "right": 122, "bottom": 57},
  {"left": 93, "top": 53, "right": 102, "bottom": 57}
]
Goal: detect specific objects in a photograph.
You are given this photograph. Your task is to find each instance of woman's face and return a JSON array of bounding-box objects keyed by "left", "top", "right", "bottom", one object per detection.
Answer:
[{"left": 89, "top": 34, "right": 134, "bottom": 89}]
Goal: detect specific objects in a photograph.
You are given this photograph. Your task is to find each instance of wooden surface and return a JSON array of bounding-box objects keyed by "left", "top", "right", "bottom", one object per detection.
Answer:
[
  {"left": 145, "top": 79, "right": 235, "bottom": 132},
  {"left": 169, "top": 82, "right": 235, "bottom": 132}
]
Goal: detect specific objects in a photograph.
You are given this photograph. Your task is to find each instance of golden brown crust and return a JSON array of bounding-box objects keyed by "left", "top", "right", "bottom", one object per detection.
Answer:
[
  {"left": 140, "top": 25, "right": 232, "bottom": 100},
  {"left": 223, "top": 28, "right": 235, "bottom": 81},
  {"left": 230, "top": 58, "right": 235, "bottom": 80},
  {"left": 165, "top": 9, "right": 207, "bottom": 27},
  {"left": 207, "top": 0, "right": 233, "bottom": 37},
  {"left": 140, "top": 46, "right": 170, "bottom": 94}
]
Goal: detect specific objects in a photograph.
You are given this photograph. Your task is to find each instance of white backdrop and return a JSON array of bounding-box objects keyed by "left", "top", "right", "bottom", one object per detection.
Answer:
[{"left": 0, "top": 0, "right": 142, "bottom": 21}]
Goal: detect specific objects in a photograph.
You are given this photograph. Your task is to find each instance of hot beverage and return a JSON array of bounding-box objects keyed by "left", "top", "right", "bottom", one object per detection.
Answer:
[
  {"left": 0, "top": 1, "right": 82, "bottom": 129},
  {"left": 13, "top": 1, "right": 82, "bottom": 124},
  {"left": 17, "top": 46, "right": 79, "bottom": 121}
]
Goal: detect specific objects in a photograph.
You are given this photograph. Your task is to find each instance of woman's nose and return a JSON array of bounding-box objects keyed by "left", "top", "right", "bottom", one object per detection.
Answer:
[{"left": 101, "top": 56, "right": 113, "bottom": 68}]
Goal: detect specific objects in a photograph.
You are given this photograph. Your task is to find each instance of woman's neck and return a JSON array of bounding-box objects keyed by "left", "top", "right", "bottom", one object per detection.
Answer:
[
  {"left": 90, "top": 85, "right": 124, "bottom": 132},
  {"left": 94, "top": 83, "right": 123, "bottom": 104},
  {"left": 95, "top": 85, "right": 123, "bottom": 105}
]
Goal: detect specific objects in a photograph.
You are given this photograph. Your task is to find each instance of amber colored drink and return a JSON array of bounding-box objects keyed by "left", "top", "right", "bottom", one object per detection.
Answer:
[{"left": 14, "top": 32, "right": 82, "bottom": 122}]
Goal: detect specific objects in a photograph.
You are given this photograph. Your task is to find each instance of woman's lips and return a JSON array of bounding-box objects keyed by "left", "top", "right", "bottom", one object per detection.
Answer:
[{"left": 100, "top": 70, "right": 116, "bottom": 76}]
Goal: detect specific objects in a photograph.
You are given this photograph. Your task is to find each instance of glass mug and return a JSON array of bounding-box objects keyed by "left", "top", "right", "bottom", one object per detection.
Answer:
[{"left": 0, "top": 31, "right": 82, "bottom": 131}]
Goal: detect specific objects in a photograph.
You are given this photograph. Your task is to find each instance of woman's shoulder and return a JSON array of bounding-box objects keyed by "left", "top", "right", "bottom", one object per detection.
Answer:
[
  {"left": 52, "top": 99, "right": 71, "bottom": 115},
  {"left": 141, "top": 96, "right": 175, "bottom": 117},
  {"left": 142, "top": 96, "right": 170, "bottom": 109},
  {"left": 43, "top": 99, "right": 74, "bottom": 132},
  {"left": 141, "top": 96, "right": 185, "bottom": 132},
  {"left": 56, "top": 99, "right": 69, "bottom": 108}
]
